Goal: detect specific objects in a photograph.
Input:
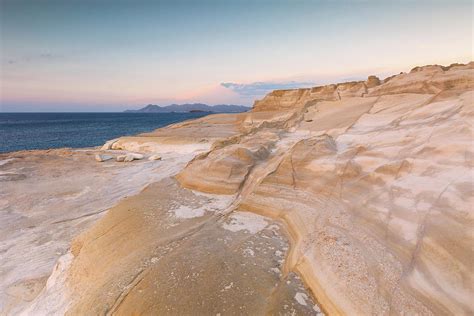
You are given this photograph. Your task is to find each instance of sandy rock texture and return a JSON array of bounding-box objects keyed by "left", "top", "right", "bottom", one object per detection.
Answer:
[
  {"left": 0, "top": 148, "right": 204, "bottom": 314},
  {"left": 27, "top": 179, "right": 319, "bottom": 315},
  {"left": 11, "top": 62, "right": 474, "bottom": 315},
  {"left": 177, "top": 62, "right": 474, "bottom": 315}
]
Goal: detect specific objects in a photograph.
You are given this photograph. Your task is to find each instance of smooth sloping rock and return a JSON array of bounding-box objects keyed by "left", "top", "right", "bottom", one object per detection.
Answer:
[
  {"left": 21, "top": 62, "right": 474, "bottom": 315},
  {"left": 177, "top": 63, "right": 474, "bottom": 315}
]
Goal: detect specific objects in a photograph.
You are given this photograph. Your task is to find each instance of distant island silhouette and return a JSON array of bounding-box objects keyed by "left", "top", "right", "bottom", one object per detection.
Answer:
[{"left": 125, "top": 103, "right": 250, "bottom": 113}]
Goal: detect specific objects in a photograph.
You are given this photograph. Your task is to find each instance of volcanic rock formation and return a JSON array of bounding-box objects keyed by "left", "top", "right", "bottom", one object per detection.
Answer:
[{"left": 20, "top": 62, "right": 474, "bottom": 315}]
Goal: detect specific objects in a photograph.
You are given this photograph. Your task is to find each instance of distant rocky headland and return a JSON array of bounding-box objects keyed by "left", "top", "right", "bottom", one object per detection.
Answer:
[
  {"left": 124, "top": 103, "right": 250, "bottom": 113},
  {"left": 1, "top": 62, "right": 473, "bottom": 315}
]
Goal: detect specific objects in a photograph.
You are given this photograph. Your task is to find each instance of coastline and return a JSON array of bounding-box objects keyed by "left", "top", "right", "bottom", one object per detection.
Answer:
[
  {"left": 0, "top": 146, "right": 206, "bottom": 314},
  {"left": 2, "top": 62, "right": 473, "bottom": 315},
  {"left": 0, "top": 112, "right": 212, "bottom": 154},
  {"left": 1, "top": 118, "right": 321, "bottom": 315}
]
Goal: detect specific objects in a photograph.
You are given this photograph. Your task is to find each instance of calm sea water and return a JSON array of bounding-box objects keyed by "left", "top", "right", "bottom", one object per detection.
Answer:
[{"left": 0, "top": 112, "right": 210, "bottom": 153}]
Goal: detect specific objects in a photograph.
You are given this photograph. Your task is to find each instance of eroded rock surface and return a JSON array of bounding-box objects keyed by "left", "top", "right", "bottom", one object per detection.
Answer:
[
  {"left": 0, "top": 148, "right": 203, "bottom": 314},
  {"left": 177, "top": 62, "right": 474, "bottom": 315},
  {"left": 12, "top": 62, "right": 474, "bottom": 315}
]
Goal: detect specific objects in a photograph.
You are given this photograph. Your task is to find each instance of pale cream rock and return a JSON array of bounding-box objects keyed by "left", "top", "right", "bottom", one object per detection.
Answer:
[
  {"left": 148, "top": 154, "right": 162, "bottom": 161},
  {"left": 100, "top": 139, "right": 118, "bottom": 150},
  {"left": 94, "top": 154, "right": 113, "bottom": 162},
  {"left": 114, "top": 153, "right": 145, "bottom": 162},
  {"left": 116, "top": 155, "right": 126, "bottom": 162},
  {"left": 177, "top": 62, "right": 474, "bottom": 315},
  {"left": 0, "top": 148, "right": 197, "bottom": 315},
  {"left": 16, "top": 62, "right": 474, "bottom": 316},
  {"left": 123, "top": 153, "right": 144, "bottom": 162}
]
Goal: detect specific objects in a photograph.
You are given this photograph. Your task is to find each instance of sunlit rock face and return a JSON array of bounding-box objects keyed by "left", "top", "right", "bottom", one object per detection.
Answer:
[
  {"left": 19, "top": 63, "right": 473, "bottom": 315},
  {"left": 176, "top": 130, "right": 279, "bottom": 194},
  {"left": 177, "top": 62, "right": 474, "bottom": 315}
]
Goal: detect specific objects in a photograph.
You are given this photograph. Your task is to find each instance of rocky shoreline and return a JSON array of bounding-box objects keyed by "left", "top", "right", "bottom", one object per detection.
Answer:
[
  {"left": 1, "top": 62, "right": 473, "bottom": 315},
  {"left": 0, "top": 147, "right": 204, "bottom": 314}
]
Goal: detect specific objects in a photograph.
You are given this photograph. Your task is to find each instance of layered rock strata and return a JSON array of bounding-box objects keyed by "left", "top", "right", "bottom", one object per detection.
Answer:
[
  {"left": 16, "top": 62, "right": 474, "bottom": 315},
  {"left": 177, "top": 62, "right": 474, "bottom": 315}
]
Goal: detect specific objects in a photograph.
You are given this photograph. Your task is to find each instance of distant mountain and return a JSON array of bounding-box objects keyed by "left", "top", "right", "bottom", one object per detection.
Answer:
[{"left": 124, "top": 103, "right": 250, "bottom": 113}]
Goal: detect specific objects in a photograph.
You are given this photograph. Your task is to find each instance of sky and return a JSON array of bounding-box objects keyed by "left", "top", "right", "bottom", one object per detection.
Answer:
[{"left": 0, "top": 0, "right": 472, "bottom": 112}]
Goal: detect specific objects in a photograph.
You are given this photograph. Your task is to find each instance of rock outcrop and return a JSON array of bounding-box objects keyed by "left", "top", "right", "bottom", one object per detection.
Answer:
[
  {"left": 20, "top": 62, "right": 474, "bottom": 315},
  {"left": 177, "top": 62, "right": 474, "bottom": 315}
]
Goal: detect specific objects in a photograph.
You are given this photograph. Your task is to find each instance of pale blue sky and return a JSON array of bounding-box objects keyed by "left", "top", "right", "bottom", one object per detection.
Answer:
[{"left": 0, "top": 0, "right": 472, "bottom": 111}]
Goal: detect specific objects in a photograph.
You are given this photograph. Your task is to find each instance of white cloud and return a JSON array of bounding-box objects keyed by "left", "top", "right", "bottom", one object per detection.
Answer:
[{"left": 221, "top": 81, "right": 316, "bottom": 97}]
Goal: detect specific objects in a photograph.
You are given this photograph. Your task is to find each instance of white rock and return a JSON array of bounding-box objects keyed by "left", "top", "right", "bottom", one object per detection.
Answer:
[
  {"left": 100, "top": 139, "right": 118, "bottom": 150},
  {"left": 124, "top": 155, "right": 134, "bottom": 162},
  {"left": 148, "top": 155, "right": 162, "bottom": 161},
  {"left": 123, "top": 153, "right": 144, "bottom": 162},
  {"left": 116, "top": 155, "right": 126, "bottom": 162},
  {"left": 95, "top": 154, "right": 113, "bottom": 162},
  {"left": 295, "top": 292, "right": 309, "bottom": 306}
]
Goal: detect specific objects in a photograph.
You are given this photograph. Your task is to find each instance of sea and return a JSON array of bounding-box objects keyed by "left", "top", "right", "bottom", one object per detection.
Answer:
[{"left": 0, "top": 112, "right": 210, "bottom": 153}]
